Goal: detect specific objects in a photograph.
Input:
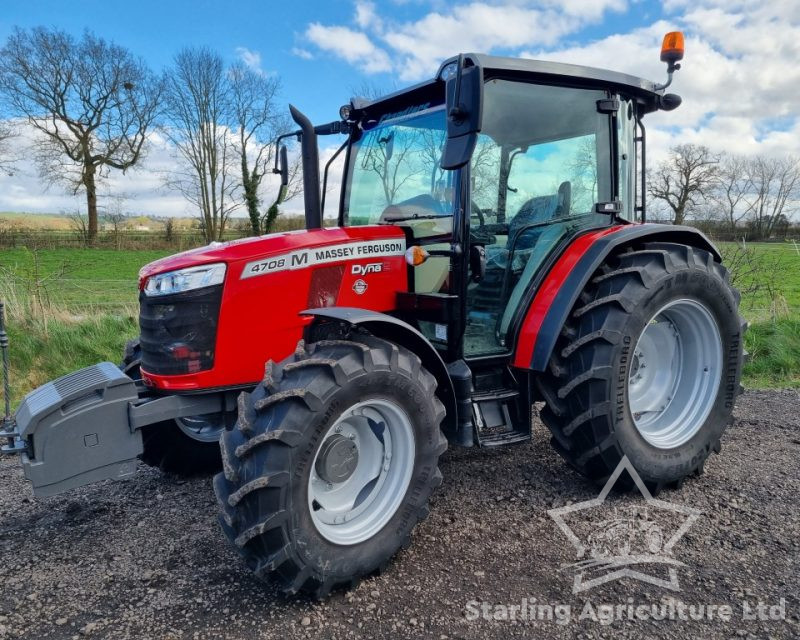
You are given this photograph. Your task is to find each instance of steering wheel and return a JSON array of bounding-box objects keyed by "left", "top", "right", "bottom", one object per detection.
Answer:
[{"left": 469, "top": 201, "right": 496, "bottom": 246}]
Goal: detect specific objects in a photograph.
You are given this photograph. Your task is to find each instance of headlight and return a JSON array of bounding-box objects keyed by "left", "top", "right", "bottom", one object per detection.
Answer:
[{"left": 144, "top": 263, "right": 226, "bottom": 297}]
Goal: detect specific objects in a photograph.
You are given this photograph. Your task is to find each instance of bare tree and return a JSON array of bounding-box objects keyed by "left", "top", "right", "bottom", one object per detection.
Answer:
[
  {"left": 418, "top": 127, "right": 447, "bottom": 194},
  {"left": 708, "top": 154, "right": 755, "bottom": 234},
  {"left": 568, "top": 137, "right": 598, "bottom": 210},
  {"left": 67, "top": 210, "right": 90, "bottom": 247},
  {"left": 0, "top": 120, "right": 17, "bottom": 176},
  {"left": 746, "top": 156, "right": 800, "bottom": 239},
  {"left": 349, "top": 80, "right": 428, "bottom": 206},
  {"left": 102, "top": 193, "right": 130, "bottom": 250},
  {"left": 229, "top": 63, "right": 300, "bottom": 235},
  {"left": 163, "top": 217, "right": 176, "bottom": 244},
  {"left": 469, "top": 138, "right": 501, "bottom": 211},
  {"left": 163, "top": 48, "right": 239, "bottom": 242},
  {"left": 648, "top": 144, "right": 719, "bottom": 225},
  {"left": 720, "top": 242, "right": 787, "bottom": 315},
  {"left": 360, "top": 128, "right": 424, "bottom": 205},
  {"left": 0, "top": 27, "right": 162, "bottom": 242}
]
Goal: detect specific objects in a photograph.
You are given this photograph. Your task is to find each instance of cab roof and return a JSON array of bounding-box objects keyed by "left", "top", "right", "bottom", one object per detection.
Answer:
[
  {"left": 452, "top": 53, "right": 660, "bottom": 99},
  {"left": 352, "top": 52, "right": 662, "bottom": 116}
]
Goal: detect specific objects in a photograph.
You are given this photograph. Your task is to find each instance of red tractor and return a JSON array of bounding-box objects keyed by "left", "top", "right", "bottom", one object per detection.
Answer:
[{"left": 1, "top": 34, "right": 744, "bottom": 598}]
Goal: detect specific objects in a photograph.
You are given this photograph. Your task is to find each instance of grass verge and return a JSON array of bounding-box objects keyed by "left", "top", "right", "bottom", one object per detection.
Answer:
[
  {"left": 742, "top": 317, "right": 800, "bottom": 389},
  {"left": 5, "top": 313, "right": 139, "bottom": 406}
]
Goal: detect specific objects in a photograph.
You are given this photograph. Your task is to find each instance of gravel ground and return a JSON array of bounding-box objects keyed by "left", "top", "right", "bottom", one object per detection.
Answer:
[{"left": 0, "top": 389, "right": 798, "bottom": 640}]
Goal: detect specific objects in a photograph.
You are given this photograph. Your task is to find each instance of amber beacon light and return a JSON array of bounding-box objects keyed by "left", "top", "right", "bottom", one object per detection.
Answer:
[
  {"left": 654, "top": 31, "right": 685, "bottom": 91},
  {"left": 660, "top": 31, "right": 684, "bottom": 64}
]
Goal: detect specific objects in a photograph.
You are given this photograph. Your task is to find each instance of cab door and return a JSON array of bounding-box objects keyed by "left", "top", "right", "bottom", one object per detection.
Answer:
[{"left": 463, "top": 79, "right": 620, "bottom": 358}]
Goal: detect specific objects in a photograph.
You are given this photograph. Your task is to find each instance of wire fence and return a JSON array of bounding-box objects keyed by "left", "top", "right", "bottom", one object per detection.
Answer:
[
  {"left": 0, "top": 229, "right": 247, "bottom": 251},
  {"left": 0, "top": 219, "right": 309, "bottom": 251}
]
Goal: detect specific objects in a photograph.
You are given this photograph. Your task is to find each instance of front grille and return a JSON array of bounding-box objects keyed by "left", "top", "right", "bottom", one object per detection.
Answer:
[{"left": 138, "top": 284, "right": 223, "bottom": 376}]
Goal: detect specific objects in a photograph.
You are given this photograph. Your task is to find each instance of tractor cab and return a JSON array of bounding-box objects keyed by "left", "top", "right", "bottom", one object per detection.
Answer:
[{"left": 333, "top": 54, "right": 662, "bottom": 363}]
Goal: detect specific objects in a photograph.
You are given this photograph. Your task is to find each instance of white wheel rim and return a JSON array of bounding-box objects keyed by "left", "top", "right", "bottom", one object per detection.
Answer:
[
  {"left": 175, "top": 414, "right": 225, "bottom": 443},
  {"left": 628, "top": 298, "right": 723, "bottom": 449},
  {"left": 308, "top": 399, "right": 416, "bottom": 545}
]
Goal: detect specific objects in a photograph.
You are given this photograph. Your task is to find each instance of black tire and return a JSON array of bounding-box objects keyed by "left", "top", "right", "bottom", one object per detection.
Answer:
[
  {"left": 213, "top": 334, "right": 447, "bottom": 598},
  {"left": 537, "top": 242, "right": 745, "bottom": 488},
  {"left": 121, "top": 340, "right": 223, "bottom": 476}
]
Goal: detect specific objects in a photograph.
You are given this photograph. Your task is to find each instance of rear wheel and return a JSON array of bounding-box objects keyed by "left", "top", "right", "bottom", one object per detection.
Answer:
[
  {"left": 213, "top": 335, "right": 447, "bottom": 598},
  {"left": 538, "top": 243, "right": 745, "bottom": 487},
  {"left": 121, "top": 340, "right": 225, "bottom": 475}
]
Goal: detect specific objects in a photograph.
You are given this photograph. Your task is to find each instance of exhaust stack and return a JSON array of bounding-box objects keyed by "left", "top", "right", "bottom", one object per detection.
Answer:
[{"left": 289, "top": 105, "right": 322, "bottom": 230}]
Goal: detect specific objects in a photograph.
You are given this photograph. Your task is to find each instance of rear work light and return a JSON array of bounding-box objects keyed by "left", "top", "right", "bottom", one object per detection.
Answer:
[{"left": 144, "top": 263, "right": 227, "bottom": 297}]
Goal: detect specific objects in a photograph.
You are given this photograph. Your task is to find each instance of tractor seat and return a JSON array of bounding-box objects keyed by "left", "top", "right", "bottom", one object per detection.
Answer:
[
  {"left": 484, "top": 181, "right": 571, "bottom": 270},
  {"left": 507, "top": 181, "right": 571, "bottom": 249}
]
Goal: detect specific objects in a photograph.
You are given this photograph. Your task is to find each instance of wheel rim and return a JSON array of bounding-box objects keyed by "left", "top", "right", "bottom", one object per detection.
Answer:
[
  {"left": 628, "top": 298, "right": 723, "bottom": 449},
  {"left": 308, "top": 399, "right": 416, "bottom": 546},
  {"left": 175, "top": 414, "right": 225, "bottom": 443}
]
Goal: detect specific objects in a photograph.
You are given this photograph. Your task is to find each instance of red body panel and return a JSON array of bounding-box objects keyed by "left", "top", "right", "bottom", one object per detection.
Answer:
[
  {"left": 139, "top": 226, "right": 408, "bottom": 391},
  {"left": 511, "top": 225, "right": 625, "bottom": 369}
]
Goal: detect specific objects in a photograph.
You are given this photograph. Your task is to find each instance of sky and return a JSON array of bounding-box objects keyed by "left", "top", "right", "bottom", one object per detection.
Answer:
[{"left": 0, "top": 0, "right": 797, "bottom": 217}]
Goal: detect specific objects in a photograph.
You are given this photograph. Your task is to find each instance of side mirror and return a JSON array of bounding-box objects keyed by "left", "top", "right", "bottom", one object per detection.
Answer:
[
  {"left": 278, "top": 145, "right": 289, "bottom": 187},
  {"left": 273, "top": 144, "right": 289, "bottom": 205},
  {"left": 441, "top": 56, "right": 483, "bottom": 170}
]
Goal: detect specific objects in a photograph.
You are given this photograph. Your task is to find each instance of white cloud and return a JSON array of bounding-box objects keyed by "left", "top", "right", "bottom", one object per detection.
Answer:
[
  {"left": 291, "top": 47, "right": 314, "bottom": 60},
  {"left": 0, "top": 123, "right": 195, "bottom": 217},
  {"left": 355, "top": 1, "right": 382, "bottom": 29},
  {"left": 303, "top": 0, "right": 628, "bottom": 81},
  {"left": 305, "top": 23, "right": 392, "bottom": 74},
  {"left": 235, "top": 46, "right": 266, "bottom": 75},
  {"left": 522, "top": 1, "right": 800, "bottom": 162}
]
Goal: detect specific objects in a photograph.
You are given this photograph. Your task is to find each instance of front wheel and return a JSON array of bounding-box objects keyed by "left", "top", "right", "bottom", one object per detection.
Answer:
[
  {"left": 213, "top": 335, "right": 447, "bottom": 598},
  {"left": 538, "top": 242, "right": 745, "bottom": 488}
]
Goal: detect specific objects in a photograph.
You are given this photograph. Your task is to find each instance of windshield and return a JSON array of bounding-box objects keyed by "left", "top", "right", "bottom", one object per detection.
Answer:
[{"left": 342, "top": 107, "right": 455, "bottom": 229}]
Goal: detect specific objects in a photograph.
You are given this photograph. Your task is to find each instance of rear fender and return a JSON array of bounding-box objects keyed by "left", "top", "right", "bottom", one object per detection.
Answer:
[
  {"left": 512, "top": 224, "right": 720, "bottom": 371},
  {"left": 301, "top": 307, "right": 457, "bottom": 435}
]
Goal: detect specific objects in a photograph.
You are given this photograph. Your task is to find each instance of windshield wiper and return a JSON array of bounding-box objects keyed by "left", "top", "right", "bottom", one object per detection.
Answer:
[{"left": 381, "top": 213, "right": 454, "bottom": 223}]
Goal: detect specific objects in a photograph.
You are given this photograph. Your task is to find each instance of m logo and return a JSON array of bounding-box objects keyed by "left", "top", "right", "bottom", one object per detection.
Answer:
[{"left": 351, "top": 263, "right": 383, "bottom": 276}]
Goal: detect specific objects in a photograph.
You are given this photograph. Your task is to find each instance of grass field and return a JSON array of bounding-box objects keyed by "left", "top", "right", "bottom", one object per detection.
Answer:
[
  {"left": 0, "top": 211, "right": 76, "bottom": 230},
  {"left": 0, "top": 242, "right": 798, "bottom": 404},
  {"left": 0, "top": 247, "right": 171, "bottom": 310},
  {"left": 719, "top": 241, "right": 800, "bottom": 319}
]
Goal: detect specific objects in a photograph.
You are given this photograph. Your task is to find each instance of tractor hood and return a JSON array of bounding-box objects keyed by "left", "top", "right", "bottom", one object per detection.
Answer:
[
  {"left": 135, "top": 224, "right": 409, "bottom": 392},
  {"left": 138, "top": 226, "right": 406, "bottom": 288}
]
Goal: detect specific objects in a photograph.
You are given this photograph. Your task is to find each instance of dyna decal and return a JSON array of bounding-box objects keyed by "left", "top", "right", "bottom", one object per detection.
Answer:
[
  {"left": 240, "top": 239, "right": 405, "bottom": 279},
  {"left": 351, "top": 263, "right": 383, "bottom": 275}
]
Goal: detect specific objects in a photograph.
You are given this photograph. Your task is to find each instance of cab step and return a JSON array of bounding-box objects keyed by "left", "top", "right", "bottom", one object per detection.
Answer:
[{"left": 471, "top": 387, "right": 531, "bottom": 447}]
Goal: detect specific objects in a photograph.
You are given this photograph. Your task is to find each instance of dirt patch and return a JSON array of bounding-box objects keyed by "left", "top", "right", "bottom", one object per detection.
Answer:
[{"left": 0, "top": 389, "right": 798, "bottom": 639}]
